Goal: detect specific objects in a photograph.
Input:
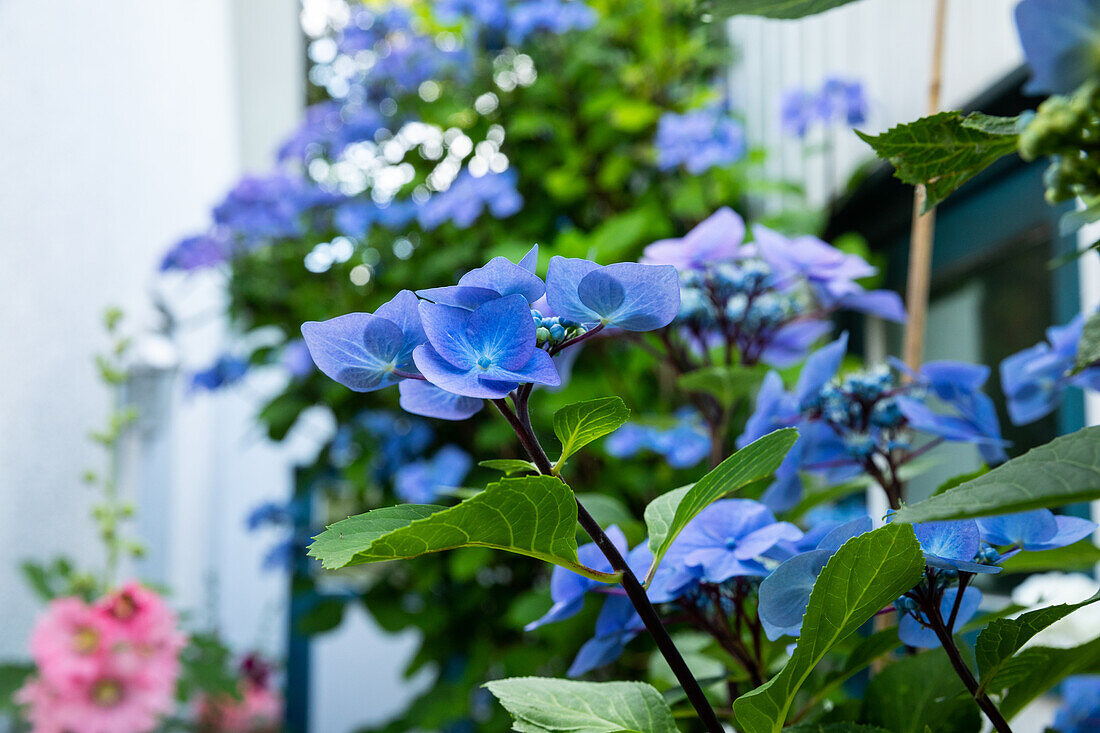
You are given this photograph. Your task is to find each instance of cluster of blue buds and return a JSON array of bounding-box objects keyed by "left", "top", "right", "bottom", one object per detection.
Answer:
[
  {"left": 808, "top": 366, "right": 910, "bottom": 457},
  {"left": 531, "top": 310, "right": 586, "bottom": 347}
]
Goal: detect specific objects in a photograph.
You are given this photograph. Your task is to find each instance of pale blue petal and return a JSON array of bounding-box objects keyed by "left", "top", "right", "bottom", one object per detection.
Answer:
[{"left": 398, "top": 379, "right": 483, "bottom": 420}]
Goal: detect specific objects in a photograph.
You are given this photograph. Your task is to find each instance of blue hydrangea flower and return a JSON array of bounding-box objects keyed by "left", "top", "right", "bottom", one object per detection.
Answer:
[
  {"left": 160, "top": 232, "right": 231, "bottom": 272},
  {"left": 334, "top": 199, "right": 419, "bottom": 238},
  {"left": 897, "top": 586, "right": 983, "bottom": 648},
  {"left": 604, "top": 409, "right": 710, "bottom": 469},
  {"left": 436, "top": 0, "right": 510, "bottom": 30},
  {"left": 190, "top": 355, "right": 250, "bottom": 392},
  {"left": 1015, "top": 0, "right": 1100, "bottom": 95},
  {"left": 246, "top": 501, "right": 295, "bottom": 531},
  {"left": 508, "top": 0, "right": 597, "bottom": 43},
  {"left": 977, "top": 509, "right": 1096, "bottom": 551},
  {"left": 398, "top": 379, "right": 484, "bottom": 421},
  {"left": 654, "top": 108, "right": 746, "bottom": 175},
  {"left": 815, "top": 77, "right": 868, "bottom": 126},
  {"left": 526, "top": 526, "right": 630, "bottom": 631},
  {"left": 417, "top": 245, "right": 543, "bottom": 309},
  {"left": 913, "top": 520, "right": 1001, "bottom": 575},
  {"left": 1001, "top": 313, "right": 1100, "bottom": 425},
  {"left": 545, "top": 257, "right": 680, "bottom": 331},
  {"left": 213, "top": 173, "right": 331, "bottom": 242},
  {"left": 302, "top": 290, "right": 426, "bottom": 392},
  {"left": 394, "top": 445, "right": 473, "bottom": 503},
  {"left": 642, "top": 207, "right": 749, "bottom": 272},
  {"left": 1053, "top": 675, "right": 1100, "bottom": 733},
  {"left": 413, "top": 294, "right": 561, "bottom": 398},
  {"left": 418, "top": 170, "right": 523, "bottom": 230},
  {"left": 781, "top": 89, "right": 815, "bottom": 137},
  {"left": 567, "top": 593, "right": 645, "bottom": 677},
  {"left": 758, "top": 517, "right": 873, "bottom": 639}
]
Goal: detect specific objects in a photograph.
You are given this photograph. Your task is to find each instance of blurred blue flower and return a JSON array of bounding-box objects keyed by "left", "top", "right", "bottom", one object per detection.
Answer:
[
  {"left": 261, "top": 538, "right": 297, "bottom": 572},
  {"left": 567, "top": 594, "right": 645, "bottom": 677},
  {"left": 160, "top": 232, "right": 231, "bottom": 272},
  {"left": 334, "top": 198, "right": 419, "bottom": 238},
  {"left": 780, "top": 89, "right": 815, "bottom": 137},
  {"left": 815, "top": 77, "right": 868, "bottom": 126},
  {"left": 437, "top": 0, "right": 510, "bottom": 30},
  {"left": 526, "top": 526, "right": 630, "bottom": 631},
  {"left": 190, "top": 355, "right": 249, "bottom": 392},
  {"left": 213, "top": 173, "right": 331, "bottom": 242},
  {"left": 508, "top": 0, "right": 597, "bottom": 43},
  {"left": 246, "top": 501, "right": 295, "bottom": 531},
  {"left": 394, "top": 445, "right": 473, "bottom": 503},
  {"left": 977, "top": 509, "right": 1096, "bottom": 551},
  {"left": 418, "top": 170, "right": 523, "bottom": 230},
  {"left": 654, "top": 108, "right": 746, "bottom": 175},
  {"left": 1000, "top": 312, "right": 1100, "bottom": 425},
  {"left": 1053, "top": 675, "right": 1100, "bottom": 733},
  {"left": 642, "top": 207, "right": 749, "bottom": 272},
  {"left": 604, "top": 409, "right": 710, "bottom": 469},
  {"left": 1015, "top": 0, "right": 1100, "bottom": 95},
  {"left": 897, "top": 585, "right": 983, "bottom": 647},
  {"left": 414, "top": 294, "right": 561, "bottom": 398},
  {"left": 546, "top": 257, "right": 680, "bottom": 331},
  {"left": 302, "top": 290, "right": 427, "bottom": 392},
  {"left": 281, "top": 339, "right": 316, "bottom": 378}
]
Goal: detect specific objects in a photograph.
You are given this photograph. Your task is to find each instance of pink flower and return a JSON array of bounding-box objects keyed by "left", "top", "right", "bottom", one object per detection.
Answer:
[
  {"left": 197, "top": 655, "right": 282, "bottom": 733},
  {"left": 96, "top": 582, "right": 187, "bottom": 682},
  {"left": 30, "top": 597, "right": 116, "bottom": 689}
]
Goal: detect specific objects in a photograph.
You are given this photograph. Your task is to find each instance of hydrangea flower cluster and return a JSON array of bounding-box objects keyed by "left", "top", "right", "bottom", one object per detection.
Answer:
[
  {"left": 604, "top": 408, "right": 711, "bottom": 469},
  {"left": 17, "top": 583, "right": 186, "bottom": 733},
  {"left": 1000, "top": 312, "right": 1100, "bottom": 425},
  {"left": 394, "top": 445, "right": 473, "bottom": 503},
  {"left": 642, "top": 208, "right": 905, "bottom": 371},
  {"left": 1052, "top": 675, "right": 1100, "bottom": 733},
  {"left": 301, "top": 245, "right": 680, "bottom": 419},
  {"left": 654, "top": 107, "right": 747, "bottom": 175},
  {"left": 437, "top": 0, "right": 596, "bottom": 43},
  {"left": 189, "top": 355, "right": 250, "bottom": 393},
  {"left": 739, "top": 333, "right": 1007, "bottom": 510},
  {"left": 759, "top": 510, "right": 1095, "bottom": 648},
  {"left": 196, "top": 654, "right": 283, "bottom": 733},
  {"left": 781, "top": 77, "right": 868, "bottom": 138},
  {"left": 526, "top": 499, "right": 806, "bottom": 677}
]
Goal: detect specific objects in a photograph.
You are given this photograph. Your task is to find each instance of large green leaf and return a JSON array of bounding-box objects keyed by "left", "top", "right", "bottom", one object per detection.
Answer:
[
  {"left": 855, "top": 112, "right": 1019, "bottom": 213},
  {"left": 732, "top": 524, "right": 925, "bottom": 733},
  {"left": 995, "top": 637, "right": 1100, "bottom": 718},
  {"left": 308, "top": 476, "right": 619, "bottom": 582},
  {"left": 553, "top": 397, "right": 630, "bottom": 469},
  {"left": 484, "top": 677, "right": 678, "bottom": 733},
  {"left": 976, "top": 591, "right": 1100, "bottom": 687},
  {"left": 678, "top": 364, "right": 767, "bottom": 408},
  {"left": 861, "top": 649, "right": 980, "bottom": 733},
  {"left": 713, "top": 0, "right": 861, "bottom": 19},
  {"left": 892, "top": 426, "right": 1100, "bottom": 523},
  {"left": 1075, "top": 310, "right": 1100, "bottom": 373},
  {"left": 643, "top": 428, "right": 798, "bottom": 582}
]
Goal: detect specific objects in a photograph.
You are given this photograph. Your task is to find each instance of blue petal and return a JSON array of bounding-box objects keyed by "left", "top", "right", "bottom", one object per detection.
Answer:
[
  {"left": 458, "top": 255, "right": 545, "bottom": 303},
  {"left": 898, "top": 587, "right": 983, "bottom": 648},
  {"left": 1015, "top": 0, "right": 1100, "bottom": 95},
  {"left": 913, "top": 520, "right": 981, "bottom": 564},
  {"left": 374, "top": 290, "right": 428, "bottom": 366},
  {"left": 758, "top": 549, "right": 831, "bottom": 640},
  {"left": 398, "top": 379, "right": 483, "bottom": 420},
  {"left": 794, "top": 332, "right": 849, "bottom": 406},
  {"left": 978, "top": 510, "right": 1059, "bottom": 548},
  {"left": 518, "top": 243, "right": 539, "bottom": 273},
  {"left": 546, "top": 256, "right": 601, "bottom": 324},
  {"left": 418, "top": 301, "right": 477, "bottom": 369},
  {"left": 642, "top": 207, "right": 747, "bottom": 270},
  {"left": 567, "top": 633, "right": 630, "bottom": 678},
  {"left": 412, "top": 343, "right": 517, "bottom": 399},
  {"left": 415, "top": 285, "right": 502, "bottom": 310},
  {"left": 835, "top": 289, "right": 907, "bottom": 323},
  {"left": 1031, "top": 515, "right": 1098, "bottom": 551},
  {"left": 465, "top": 294, "right": 537, "bottom": 370},
  {"left": 816, "top": 517, "right": 874, "bottom": 554},
  {"left": 301, "top": 313, "right": 405, "bottom": 392}
]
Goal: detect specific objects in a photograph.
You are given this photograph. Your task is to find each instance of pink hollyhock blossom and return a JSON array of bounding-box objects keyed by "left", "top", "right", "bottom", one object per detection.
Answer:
[
  {"left": 30, "top": 597, "right": 116, "bottom": 689},
  {"left": 197, "top": 655, "right": 282, "bottom": 733},
  {"left": 96, "top": 582, "right": 186, "bottom": 682}
]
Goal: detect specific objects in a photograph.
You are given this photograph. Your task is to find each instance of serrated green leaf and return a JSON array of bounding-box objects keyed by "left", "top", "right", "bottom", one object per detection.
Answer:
[
  {"left": 554, "top": 397, "right": 630, "bottom": 470},
  {"left": 855, "top": 112, "right": 1019, "bottom": 213},
  {"left": 977, "top": 591, "right": 1100, "bottom": 687},
  {"left": 994, "top": 636, "right": 1100, "bottom": 718},
  {"left": 1074, "top": 310, "right": 1100, "bottom": 374},
  {"left": 308, "top": 476, "right": 619, "bottom": 582},
  {"left": 861, "top": 648, "right": 980, "bottom": 733},
  {"left": 643, "top": 428, "right": 798, "bottom": 582},
  {"left": 713, "top": 0, "right": 861, "bottom": 19},
  {"left": 960, "top": 113, "right": 1021, "bottom": 136},
  {"left": 893, "top": 426, "right": 1100, "bottom": 523},
  {"left": 678, "top": 364, "right": 767, "bottom": 408},
  {"left": 479, "top": 458, "right": 538, "bottom": 475},
  {"left": 732, "top": 524, "right": 926, "bottom": 733},
  {"left": 484, "top": 677, "right": 678, "bottom": 733}
]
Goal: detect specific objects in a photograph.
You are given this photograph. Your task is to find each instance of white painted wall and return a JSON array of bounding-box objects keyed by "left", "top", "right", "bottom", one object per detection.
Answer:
[{"left": 729, "top": 0, "right": 1024, "bottom": 207}]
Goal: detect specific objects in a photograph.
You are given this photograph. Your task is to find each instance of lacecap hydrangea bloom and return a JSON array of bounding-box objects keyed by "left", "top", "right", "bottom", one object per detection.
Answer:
[
  {"left": 604, "top": 408, "right": 711, "bottom": 469},
  {"left": 18, "top": 583, "right": 186, "bottom": 733},
  {"left": 302, "top": 245, "right": 679, "bottom": 419},
  {"left": 642, "top": 208, "right": 905, "bottom": 371},
  {"left": 654, "top": 107, "right": 746, "bottom": 175},
  {"left": 1000, "top": 311, "right": 1100, "bottom": 425},
  {"left": 781, "top": 77, "right": 868, "bottom": 138}
]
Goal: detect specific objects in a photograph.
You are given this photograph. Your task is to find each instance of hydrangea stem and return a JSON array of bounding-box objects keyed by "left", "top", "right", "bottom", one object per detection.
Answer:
[{"left": 490, "top": 397, "right": 724, "bottom": 733}]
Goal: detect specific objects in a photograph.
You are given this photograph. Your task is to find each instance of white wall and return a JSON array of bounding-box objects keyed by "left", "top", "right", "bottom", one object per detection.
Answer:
[{"left": 729, "top": 0, "right": 1024, "bottom": 207}]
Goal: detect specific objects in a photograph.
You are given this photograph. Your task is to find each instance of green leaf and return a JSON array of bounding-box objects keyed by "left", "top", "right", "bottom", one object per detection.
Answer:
[
  {"left": 297, "top": 596, "right": 347, "bottom": 635},
  {"left": 0, "top": 663, "right": 34, "bottom": 712},
  {"left": 855, "top": 111, "right": 1019, "bottom": 213},
  {"left": 678, "top": 364, "right": 767, "bottom": 408},
  {"left": 977, "top": 591, "right": 1100, "bottom": 687},
  {"left": 932, "top": 466, "right": 989, "bottom": 496},
  {"left": 732, "top": 524, "right": 926, "bottom": 733},
  {"left": 892, "top": 426, "right": 1100, "bottom": 523},
  {"left": 713, "top": 0, "right": 861, "bottom": 19},
  {"left": 553, "top": 397, "right": 630, "bottom": 470},
  {"left": 998, "top": 538, "right": 1100, "bottom": 574},
  {"left": 960, "top": 112, "right": 1021, "bottom": 136},
  {"left": 1074, "top": 310, "right": 1100, "bottom": 374},
  {"left": 994, "top": 636, "right": 1100, "bottom": 718},
  {"left": 484, "top": 677, "right": 678, "bottom": 733},
  {"left": 861, "top": 648, "right": 980, "bottom": 733},
  {"left": 643, "top": 428, "right": 798, "bottom": 582},
  {"left": 308, "top": 476, "right": 619, "bottom": 582},
  {"left": 479, "top": 458, "right": 538, "bottom": 476}
]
